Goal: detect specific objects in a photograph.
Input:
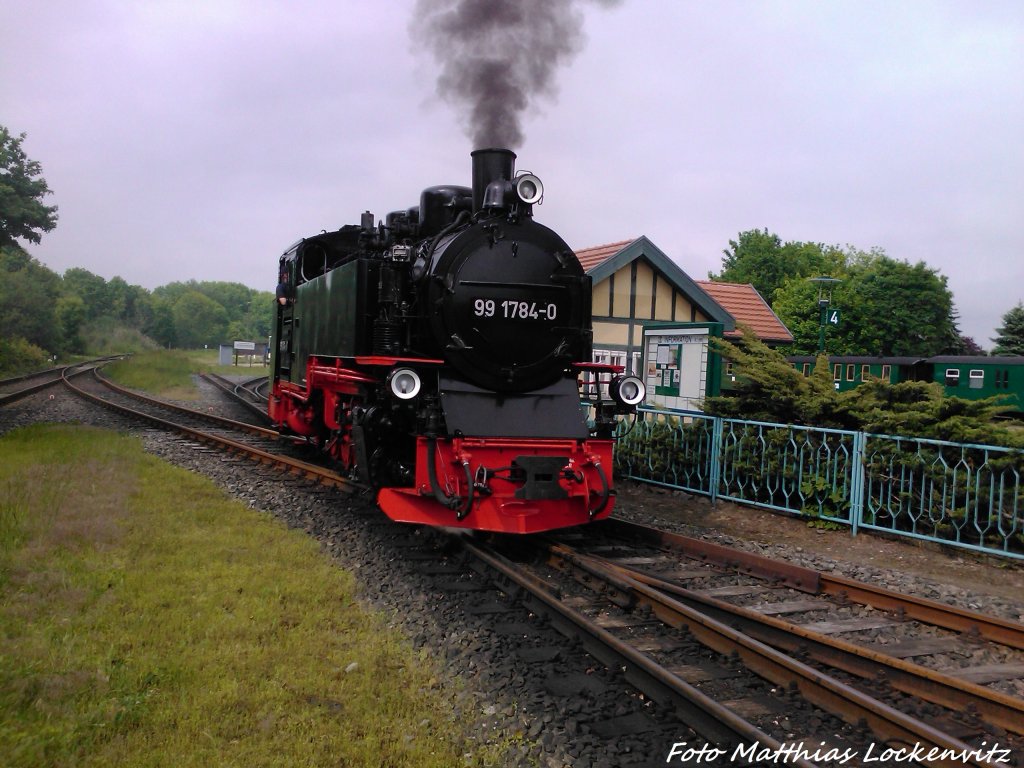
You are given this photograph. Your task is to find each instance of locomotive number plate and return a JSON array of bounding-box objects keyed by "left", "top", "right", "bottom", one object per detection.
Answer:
[{"left": 473, "top": 298, "right": 558, "bottom": 321}]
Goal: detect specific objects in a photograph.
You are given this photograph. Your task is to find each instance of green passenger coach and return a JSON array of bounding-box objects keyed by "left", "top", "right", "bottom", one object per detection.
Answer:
[{"left": 788, "top": 355, "right": 1024, "bottom": 410}]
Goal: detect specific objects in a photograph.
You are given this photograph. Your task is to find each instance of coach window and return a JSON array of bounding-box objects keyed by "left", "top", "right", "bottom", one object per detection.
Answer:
[
  {"left": 881, "top": 364, "right": 891, "bottom": 383},
  {"left": 861, "top": 364, "right": 871, "bottom": 381},
  {"left": 846, "top": 364, "right": 855, "bottom": 382},
  {"left": 945, "top": 368, "right": 960, "bottom": 387},
  {"left": 802, "top": 363, "right": 811, "bottom": 377},
  {"left": 969, "top": 370, "right": 984, "bottom": 389},
  {"left": 833, "top": 364, "right": 841, "bottom": 381}
]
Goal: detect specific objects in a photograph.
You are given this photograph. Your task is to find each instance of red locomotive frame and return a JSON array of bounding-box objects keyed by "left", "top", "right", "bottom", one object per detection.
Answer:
[{"left": 270, "top": 356, "right": 623, "bottom": 534}]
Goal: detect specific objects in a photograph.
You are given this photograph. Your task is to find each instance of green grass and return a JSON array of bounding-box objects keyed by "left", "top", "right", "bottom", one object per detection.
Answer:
[
  {"left": 0, "top": 425, "right": 511, "bottom": 767},
  {"left": 103, "top": 350, "right": 266, "bottom": 401},
  {"left": 186, "top": 348, "right": 269, "bottom": 378},
  {"left": 103, "top": 350, "right": 199, "bottom": 399}
]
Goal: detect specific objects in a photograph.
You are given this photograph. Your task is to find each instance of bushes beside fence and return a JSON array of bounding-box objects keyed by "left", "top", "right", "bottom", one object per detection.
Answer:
[{"left": 615, "top": 408, "right": 1024, "bottom": 559}]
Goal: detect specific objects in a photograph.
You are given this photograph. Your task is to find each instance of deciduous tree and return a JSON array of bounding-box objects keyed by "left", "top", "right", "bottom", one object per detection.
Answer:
[
  {"left": 711, "top": 229, "right": 842, "bottom": 303},
  {"left": 958, "top": 336, "right": 986, "bottom": 356},
  {"left": 171, "top": 290, "right": 229, "bottom": 349},
  {"left": 771, "top": 248, "right": 960, "bottom": 356},
  {"left": 0, "top": 125, "right": 58, "bottom": 248},
  {"left": 62, "top": 267, "right": 111, "bottom": 321},
  {"left": 143, "top": 298, "right": 177, "bottom": 348},
  {"left": 0, "top": 245, "right": 62, "bottom": 352},
  {"left": 55, "top": 294, "right": 86, "bottom": 353}
]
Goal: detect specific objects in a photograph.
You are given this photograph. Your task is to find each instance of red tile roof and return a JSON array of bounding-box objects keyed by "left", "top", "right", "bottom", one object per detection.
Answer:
[
  {"left": 695, "top": 281, "right": 793, "bottom": 343},
  {"left": 573, "top": 239, "right": 792, "bottom": 344},
  {"left": 575, "top": 239, "right": 637, "bottom": 272}
]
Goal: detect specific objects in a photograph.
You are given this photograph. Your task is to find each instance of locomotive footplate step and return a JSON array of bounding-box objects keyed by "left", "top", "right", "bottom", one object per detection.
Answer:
[{"left": 543, "top": 672, "right": 608, "bottom": 697}]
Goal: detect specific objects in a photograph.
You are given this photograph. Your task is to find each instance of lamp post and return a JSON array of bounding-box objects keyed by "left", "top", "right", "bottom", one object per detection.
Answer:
[{"left": 808, "top": 276, "right": 841, "bottom": 354}]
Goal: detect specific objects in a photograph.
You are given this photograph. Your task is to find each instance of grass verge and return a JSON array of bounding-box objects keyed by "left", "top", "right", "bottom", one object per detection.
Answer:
[
  {"left": 0, "top": 424, "right": 508, "bottom": 767},
  {"left": 103, "top": 350, "right": 264, "bottom": 401}
]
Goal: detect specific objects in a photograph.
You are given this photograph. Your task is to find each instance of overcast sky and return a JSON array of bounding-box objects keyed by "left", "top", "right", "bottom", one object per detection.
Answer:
[{"left": 2, "top": 0, "right": 1021, "bottom": 347}]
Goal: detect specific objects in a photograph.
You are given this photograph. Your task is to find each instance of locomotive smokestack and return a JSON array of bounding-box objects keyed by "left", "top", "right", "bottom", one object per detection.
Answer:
[{"left": 471, "top": 148, "right": 516, "bottom": 212}]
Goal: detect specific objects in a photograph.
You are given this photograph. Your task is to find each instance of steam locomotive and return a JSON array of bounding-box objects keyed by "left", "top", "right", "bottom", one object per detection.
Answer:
[{"left": 269, "top": 149, "right": 645, "bottom": 534}]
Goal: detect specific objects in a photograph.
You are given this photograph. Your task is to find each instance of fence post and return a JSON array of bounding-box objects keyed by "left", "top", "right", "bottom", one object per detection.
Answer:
[
  {"left": 710, "top": 416, "right": 723, "bottom": 506},
  {"left": 850, "top": 430, "right": 865, "bottom": 537}
]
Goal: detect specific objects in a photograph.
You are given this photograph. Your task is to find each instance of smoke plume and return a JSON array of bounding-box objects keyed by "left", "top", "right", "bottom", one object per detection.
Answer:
[{"left": 412, "top": 0, "right": 619, "bottom": 149}]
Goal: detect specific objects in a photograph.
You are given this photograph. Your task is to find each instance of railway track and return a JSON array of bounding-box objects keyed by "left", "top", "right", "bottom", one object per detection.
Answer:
[
  {"left": 15, "top": 367, "right": 1024, "bottom": 765},
  {"left": 61, "top": 367, "right": 356, "bottom": 494},
  {"left": 449, "top": 522, "right": 1024, "bottom": 766},
  {"left": 0, "top": 357, "right": 122, "bottom": 406},
  {"left": 199, "top": 372, "right": 271, "bottom": 425}
]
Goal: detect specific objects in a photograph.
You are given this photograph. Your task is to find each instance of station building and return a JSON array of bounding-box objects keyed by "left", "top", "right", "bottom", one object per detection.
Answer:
[{"left": 575, "top": 237, "right": 791, "bottom": 410}]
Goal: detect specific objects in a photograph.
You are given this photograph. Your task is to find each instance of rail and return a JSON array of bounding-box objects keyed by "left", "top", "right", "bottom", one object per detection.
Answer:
[{"left": 61, "top": 368, "right": 353, "bottom": 493}]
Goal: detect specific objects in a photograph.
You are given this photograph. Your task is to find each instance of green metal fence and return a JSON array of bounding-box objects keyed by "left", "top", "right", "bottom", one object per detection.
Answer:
[{"left": 614, "top": 407, "right": 1024, "bottom": 560}]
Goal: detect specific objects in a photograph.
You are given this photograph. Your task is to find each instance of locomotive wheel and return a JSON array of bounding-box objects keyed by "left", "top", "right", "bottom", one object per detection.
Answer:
[{"left": 352, "top": 405, "right": 415, "bottom": 489}]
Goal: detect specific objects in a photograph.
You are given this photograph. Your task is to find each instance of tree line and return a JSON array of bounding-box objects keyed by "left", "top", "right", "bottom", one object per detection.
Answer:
[
  {"left": 1, "top": 243, "right": 274, "bottom": 373},
  {"left": 1, "top": 125, "right": 273, "bottom": 375},
  {"left": 711, "top": 228, "right": 1024, "bottom": 357}
]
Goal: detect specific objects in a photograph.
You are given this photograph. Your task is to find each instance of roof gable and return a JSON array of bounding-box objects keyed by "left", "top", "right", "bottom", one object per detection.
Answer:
[
  {"left": 575, "top": 239, "right": 636, "bottom": 272},
  {"left": 575, "top": 236, "right": 734, "bottom": 330}
]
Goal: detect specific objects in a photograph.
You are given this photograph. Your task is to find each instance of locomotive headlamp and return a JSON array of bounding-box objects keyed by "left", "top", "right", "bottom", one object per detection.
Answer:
[
  {"left": 515, "top": 173, "right": 544, "bottom": 205},
  {"left": 387, "top": 368, "right": 422, "bottom": 400},
  {"left": 609, "top": 374, "right": 646, "bottom": 408}
]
